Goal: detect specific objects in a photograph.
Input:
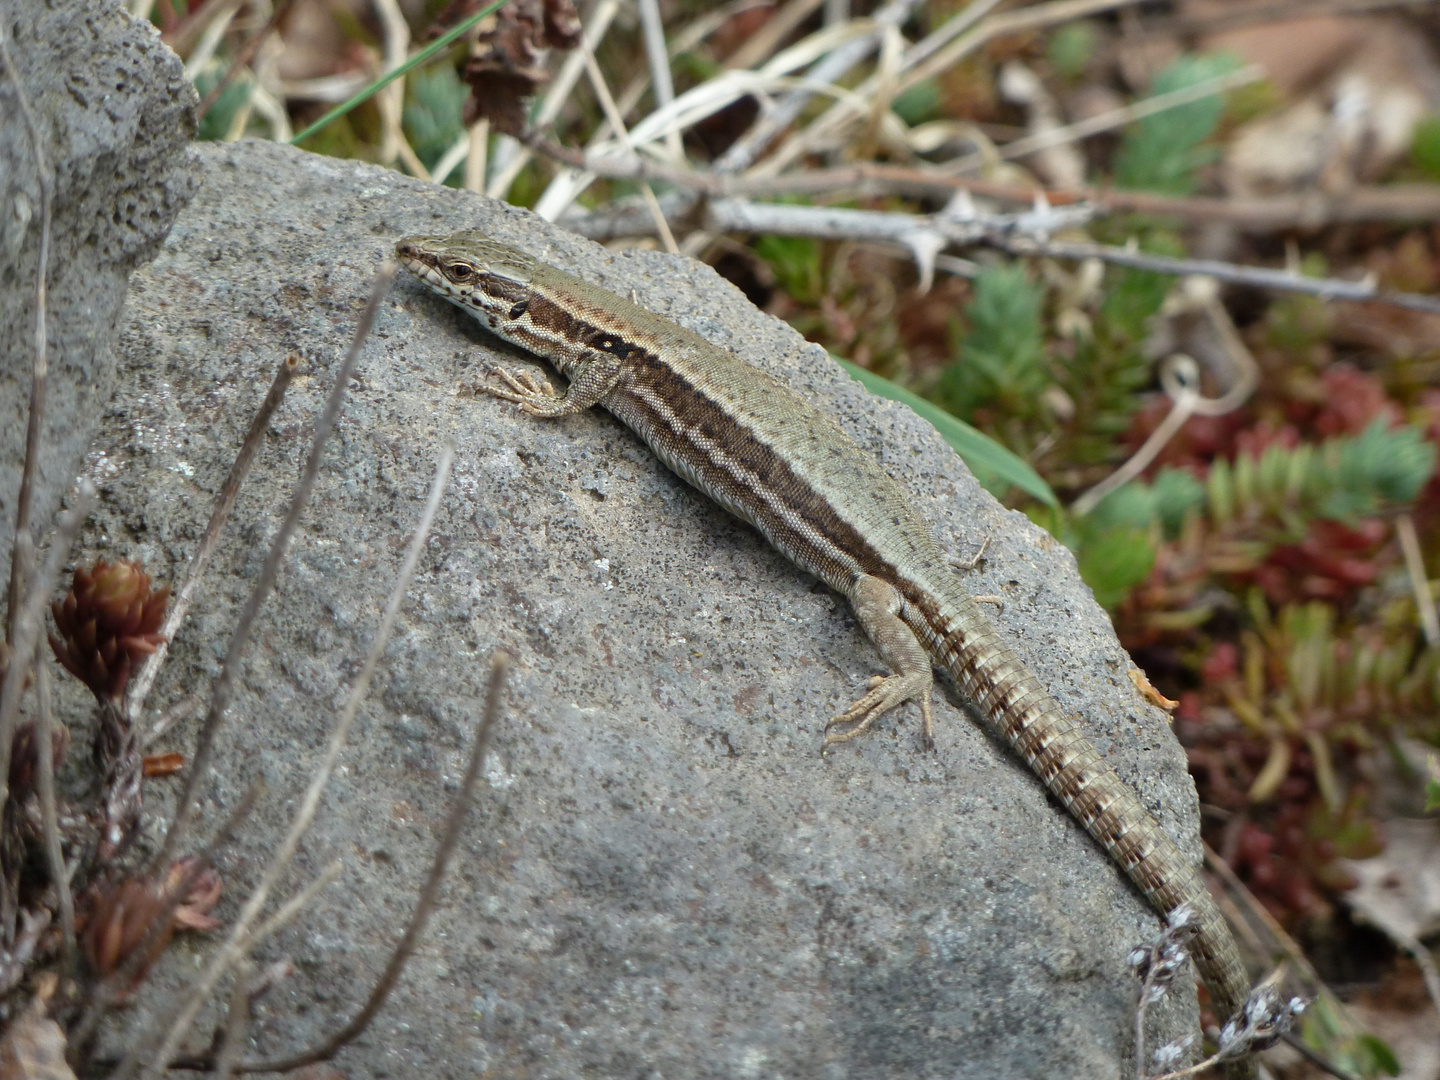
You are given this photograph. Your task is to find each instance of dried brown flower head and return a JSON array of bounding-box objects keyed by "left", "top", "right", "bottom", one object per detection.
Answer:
[
  {"left": 80, "top": 858, "right": 222, "bottom": 981},
  {"left": 49, "top": 560, "right": 169, "bottom": 703},
  {"left": 459, "top": 0, "right": 581, "bottom": 135}
]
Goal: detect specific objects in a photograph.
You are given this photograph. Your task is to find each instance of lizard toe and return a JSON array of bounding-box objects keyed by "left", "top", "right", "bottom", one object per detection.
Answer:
[{"left": 823, "top": 672, "right": 931, "bottom": 745}]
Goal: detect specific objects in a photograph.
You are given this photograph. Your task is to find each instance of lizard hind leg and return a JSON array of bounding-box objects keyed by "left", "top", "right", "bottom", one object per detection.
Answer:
[{"left": 824, "top": 575, "right": 935, "bottom": 746}]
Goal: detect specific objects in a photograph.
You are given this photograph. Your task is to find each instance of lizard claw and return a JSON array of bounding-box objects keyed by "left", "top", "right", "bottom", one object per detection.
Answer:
[
  {"left": 823, "top": 672, "right": 933, "bottom": 746},
  {"left": 478, "top": 364, "right": 557, "bottom": 411}
]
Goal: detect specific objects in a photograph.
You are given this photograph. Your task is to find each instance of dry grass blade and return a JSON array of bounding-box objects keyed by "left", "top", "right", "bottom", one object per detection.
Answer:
[
  {"left": 157, "top": 264, "right": 395, "bottom": 868},
  {"left": 195, "top": 0, "right": 300, "bottom": 120},
  {"left": 32, "top": 649, "right": 74, "bottom": 965},
  {"left": 128, "top": 352, "right": 300, "bottom": 717},
  {"left": 0, "top": 18, "right": 54, "bottom": 648},
  {"left": 757, "top": 0, "right": 1154, "bottom": 176},
  {"left": 486, "top": 0, "right": 622, "bottom": 201},
  {"left": 132, "top": 436, "right": 451, "bottom": 1076},
  {"left": 1397, "top": 515, "right": 1439, "bottom": 649},
  {"left": 948, "top": 64, "right": 1264, "bottom": 175},
  {"left": 635, "top": 0, "right": 681, "bottom": 161},
  {"left": 714, "top": 0, "right": 926, "bottom": 174},
  {"left": 237, "top": 652, "right": 510, "bottom": 1073}
]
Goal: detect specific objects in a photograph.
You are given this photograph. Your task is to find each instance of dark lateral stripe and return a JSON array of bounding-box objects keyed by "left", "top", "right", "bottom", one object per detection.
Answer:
[
  {"left": 619, "top": 348, "right": 901, "bottom": 587},
  {"left": 492, "top": 281, "right": 950, "bottom": 633}
]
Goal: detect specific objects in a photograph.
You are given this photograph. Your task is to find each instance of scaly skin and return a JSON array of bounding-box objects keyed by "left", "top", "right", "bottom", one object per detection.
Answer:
[{"left": 395, "top": 231, "right": 1256, "bottom": 1077}]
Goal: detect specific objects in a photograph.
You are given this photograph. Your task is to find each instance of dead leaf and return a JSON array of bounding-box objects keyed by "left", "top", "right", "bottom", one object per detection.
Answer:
[
  {"left": 0, "top": 993, "right": 74, "bottom": 1080},
  {"left": 460, "top": 0, "right": 582, "bottom": 136},
  {"left": 1130, "top": 667, "right": 1179, "bottom": 712}
]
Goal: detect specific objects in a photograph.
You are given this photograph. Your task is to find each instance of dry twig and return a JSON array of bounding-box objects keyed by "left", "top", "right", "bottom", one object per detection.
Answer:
[
  {"left": 158, "top": 266, "right": 395, "bottom": 868},
  {"left": 128, "top": 353, "right": 300, "bottom": 716},
  {"left": 133, "top": 435, "right": 451, "bottom": 1075},
  {"left": 237, "top": 651, "right": 509, "bottom": 1073}
]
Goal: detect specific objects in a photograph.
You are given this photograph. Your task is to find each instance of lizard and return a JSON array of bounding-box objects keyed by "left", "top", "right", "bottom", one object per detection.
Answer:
[{"left": 394, "top": 229, "right": 1257, "bottom": 1077}]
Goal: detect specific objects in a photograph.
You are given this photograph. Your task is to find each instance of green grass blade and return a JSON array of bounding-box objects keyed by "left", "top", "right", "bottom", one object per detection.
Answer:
[
  {"left": 290, "top": 0, "right": 508, "bottom": 147},
  {"left": 833, "top": 357, "right": 1058, "bottom": 508}
]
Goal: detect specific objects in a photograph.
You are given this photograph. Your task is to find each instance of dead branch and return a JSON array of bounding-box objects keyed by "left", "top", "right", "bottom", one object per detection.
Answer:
[
  {"left": 236, "top": 652, "right": 510, "bottom": 1073},
  {"left": 993, "top": 235, "right": 1440, "bottom": 316},
  {"left": 157, "top": 266, "right": 394, "bottom": 868},
  {"left": 527, "top": 135, "right": 1440, "bottom": 232},
  {"left": 0, "top": 20, "right": 54, "bottom": 648},
  {"left": 128, "top": 353, "right": 300, "bottom": 717}
]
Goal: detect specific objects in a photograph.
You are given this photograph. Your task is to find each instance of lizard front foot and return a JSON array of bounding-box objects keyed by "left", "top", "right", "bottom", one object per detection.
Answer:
[
  {"left": 824, "top": 671, "right": 934, "bottom": 746},
  {"left": 478, "top": 364, "right": 558, "bottom": 414}
]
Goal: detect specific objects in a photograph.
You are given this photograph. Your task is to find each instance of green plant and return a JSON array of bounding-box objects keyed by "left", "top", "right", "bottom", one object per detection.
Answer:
[
  {"left": 404, "top": 63, "right": 467, "bottom": 175},
  {"left": 892, "top": 78, "right": 942, "bottom": 126},
  {"left": 1410, "top": 115, "right": 1440, "bottom": 180},
  {"left": 1046, "top": 22, "right": 1096, "bottom": 81},
  {"left": 194, "top": 65, "right": 254, "bottom": 142},
  {"left": 1101, "top": 421, "right": 1436, "bottom": 542},
  {"left": 1114, "top": 53, "right": 1241, "bottom": 195},
  {"left": 1051, "top": 262, "right": 1171, "bottom": 470},
  {"left": 836, "top": 358, "right": 1057, "bottom": 506},
  {"left": 754, "top": 234, "right": 823, "bottom": 306},
  {"left": 935, "top": 263, "right": 1048, "bottom": 436}
]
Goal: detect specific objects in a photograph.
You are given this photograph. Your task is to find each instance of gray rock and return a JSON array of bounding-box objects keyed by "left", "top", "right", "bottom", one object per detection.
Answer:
[
  {"left": 92, "top": 139, "right": 1201, "bottom": 1077},
  {"left": 0, "top": 0, "right": 197, "bottom": 564}
]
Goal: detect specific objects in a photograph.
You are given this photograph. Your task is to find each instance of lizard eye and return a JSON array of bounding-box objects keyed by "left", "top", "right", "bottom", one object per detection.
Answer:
[{"left": 446, "top": 261, "right": 478, "bottom": 282}]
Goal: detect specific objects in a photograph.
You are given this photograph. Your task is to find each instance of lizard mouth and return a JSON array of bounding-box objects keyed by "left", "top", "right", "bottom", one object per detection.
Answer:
[{"left": 394, "top": 237, "right": 441, "bottom": 275}]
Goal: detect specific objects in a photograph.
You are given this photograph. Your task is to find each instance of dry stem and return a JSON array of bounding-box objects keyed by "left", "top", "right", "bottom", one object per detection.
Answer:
[
  {"left": 237, "top": 652, "right": 509, "bottom": 1073},
  {"left": 32, "top": 648, "right": 74, "bottom": 964},
  {"left": 72, "top": 778, "right": 264, "bottom": 1068},
  {"left": 0, "top": 487, "right": 95, "bottom": 819},
  {"left": 133, "top": 436, "right": 451, "bottom": 1075},
  {"left": 158, "top": 265, "right": 395, "bottom": 868},
  {"left": 129, "top": 352, "right": 300, "bottom": 717},
  {"left": 0, "top": 19, "right": 54, "bottom": 648}
]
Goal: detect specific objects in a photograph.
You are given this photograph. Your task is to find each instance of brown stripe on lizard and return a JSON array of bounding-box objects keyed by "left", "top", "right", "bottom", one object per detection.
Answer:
[{"left": 395, "top": 230, "right": 1259, "bottom": 1078}]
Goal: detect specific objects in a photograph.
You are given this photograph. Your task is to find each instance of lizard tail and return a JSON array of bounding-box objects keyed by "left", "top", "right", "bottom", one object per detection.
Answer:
[{"left": 927, "top": 595, "right": 1256, "bottom": 1079}]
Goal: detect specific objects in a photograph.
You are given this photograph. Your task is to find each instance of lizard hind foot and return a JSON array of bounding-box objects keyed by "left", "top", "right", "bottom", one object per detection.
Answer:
[{"left": 823, "top": 671, "right": 934, "bottom": 746}]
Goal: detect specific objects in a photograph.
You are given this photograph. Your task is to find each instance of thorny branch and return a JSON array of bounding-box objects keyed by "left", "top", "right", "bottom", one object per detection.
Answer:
[
  {"left": 555, "top": 183, "right": 1440, "bottom": 314},
  {"left": 524, "top": 135, "right": 1440, "bottom": 229}
]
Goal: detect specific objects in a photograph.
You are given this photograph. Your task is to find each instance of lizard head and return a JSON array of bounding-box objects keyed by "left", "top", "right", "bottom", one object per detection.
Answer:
[{"left": 395, "top": 231, "right": 537, "bottom": 315}]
